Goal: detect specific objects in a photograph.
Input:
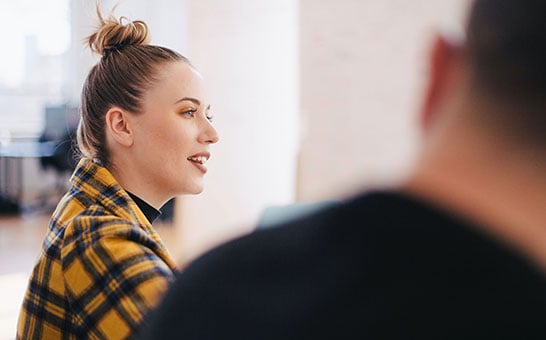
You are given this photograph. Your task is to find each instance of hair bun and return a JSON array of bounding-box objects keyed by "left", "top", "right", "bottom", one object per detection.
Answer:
[{"left": 88, "top": 9, "right": 150, "bottom": 57}]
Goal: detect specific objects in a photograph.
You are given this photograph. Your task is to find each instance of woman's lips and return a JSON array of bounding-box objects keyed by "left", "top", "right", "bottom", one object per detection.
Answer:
[
  {"left": 187, "top": 153, "right": 210, "bottom": 174},
  {"left": 188, "top": 158, "right": 208, "bottom": 173}
]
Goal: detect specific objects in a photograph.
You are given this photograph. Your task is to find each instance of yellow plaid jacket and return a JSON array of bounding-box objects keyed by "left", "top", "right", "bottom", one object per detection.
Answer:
[{"left": 17, "top": 158, "right": 177, "bottom": 339}]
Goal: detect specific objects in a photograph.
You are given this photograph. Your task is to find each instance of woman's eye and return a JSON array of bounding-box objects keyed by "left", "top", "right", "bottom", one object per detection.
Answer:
[{"left": 181, "top": 109, "right": 196, "bottom": 117}]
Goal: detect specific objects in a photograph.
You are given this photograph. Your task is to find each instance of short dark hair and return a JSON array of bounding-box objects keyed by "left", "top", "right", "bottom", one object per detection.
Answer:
[{"left": 466, "top": 0, "right": 546, "bottom": 99}]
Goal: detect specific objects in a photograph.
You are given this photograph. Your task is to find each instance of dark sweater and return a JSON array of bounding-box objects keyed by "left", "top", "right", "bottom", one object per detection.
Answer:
[{"left": 139, "top": 191, "right": 546, "bottom": 339}]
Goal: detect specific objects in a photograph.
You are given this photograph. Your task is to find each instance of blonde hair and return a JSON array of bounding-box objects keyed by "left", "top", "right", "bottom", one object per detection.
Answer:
[{"left": 77, "top": 6, "right": 190, "bottom": 166}]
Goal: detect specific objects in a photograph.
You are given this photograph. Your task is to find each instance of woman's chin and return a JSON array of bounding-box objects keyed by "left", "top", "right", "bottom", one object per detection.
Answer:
[{"left": 184, "top": 184, "right": 204, "bottom": 195}]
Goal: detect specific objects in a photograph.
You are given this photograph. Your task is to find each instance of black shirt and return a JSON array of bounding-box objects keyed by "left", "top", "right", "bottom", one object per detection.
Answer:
[
  {"left": 140, "top": 191, "right": 546, "bottom": 339},
  {"left": 127, "top": 191, "right": 161, "bottom": 224}
]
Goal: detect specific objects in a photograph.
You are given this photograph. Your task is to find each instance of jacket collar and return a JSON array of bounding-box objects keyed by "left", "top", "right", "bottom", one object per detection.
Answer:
[{"left": 69, "top": 158, "right": 155, "bottom": 234}]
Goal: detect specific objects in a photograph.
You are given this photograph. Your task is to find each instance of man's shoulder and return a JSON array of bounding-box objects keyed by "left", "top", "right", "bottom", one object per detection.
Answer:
[
  {"left": 181, "top": 189, "right": 544, "bottom": 283},
  {"left": 143, "top": 190, "right": 546, "bottom": 339},
  {"left": 178, "top": 190, "right": 447, "bottom": 280}
]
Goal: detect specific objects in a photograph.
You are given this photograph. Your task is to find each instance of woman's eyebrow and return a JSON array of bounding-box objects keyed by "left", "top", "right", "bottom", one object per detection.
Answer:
[
  {"left": 174, "top": 97, "right": 210, "bottom": 111},
  {"left": 174, "top": 97, "right": 200, "bottom": 105}
]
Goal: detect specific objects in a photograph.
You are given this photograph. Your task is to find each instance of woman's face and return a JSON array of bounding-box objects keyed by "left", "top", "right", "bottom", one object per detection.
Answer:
[{"left": 130, "top": 61, "right": 219, "bottom": 199}]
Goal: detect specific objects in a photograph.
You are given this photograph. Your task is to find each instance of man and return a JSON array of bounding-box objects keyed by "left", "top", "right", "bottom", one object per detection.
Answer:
[{"left": 140, "top": 0, "right": 546, "bottom": 338}]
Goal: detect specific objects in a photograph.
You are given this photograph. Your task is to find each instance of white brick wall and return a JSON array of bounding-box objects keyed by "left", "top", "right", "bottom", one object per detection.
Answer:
[{"left": 298, "top": 0, "right": 470, "bottom": 200}]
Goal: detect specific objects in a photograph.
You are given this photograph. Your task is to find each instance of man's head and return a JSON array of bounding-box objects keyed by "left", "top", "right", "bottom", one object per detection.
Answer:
[
  {"left": 408, "top": 0, "right": 546, "bottom": 270},
  {"left": 422, "top": 0, "right": 546, "bottom": 148},
  {"left": 466, "top": 0, "right": 546, "bottom": 100}
]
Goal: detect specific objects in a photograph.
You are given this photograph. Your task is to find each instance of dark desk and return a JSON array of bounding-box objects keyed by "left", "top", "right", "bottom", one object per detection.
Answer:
[{"left": 0, "top": 141, "right": 56, "bottom": 213}]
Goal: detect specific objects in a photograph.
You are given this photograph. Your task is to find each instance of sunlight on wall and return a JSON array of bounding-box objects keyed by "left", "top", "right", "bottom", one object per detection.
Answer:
[
  {"left": 175, "top": 0, "right": 300, "bottom": 264},
  {"left": 298, "top": 0, "right": 470, "bottom": 201}
]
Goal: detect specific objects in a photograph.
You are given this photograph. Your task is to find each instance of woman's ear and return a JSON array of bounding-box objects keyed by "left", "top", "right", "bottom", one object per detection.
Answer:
[{"left": 105, "top": 107, "right": 134, "bottom": 147}]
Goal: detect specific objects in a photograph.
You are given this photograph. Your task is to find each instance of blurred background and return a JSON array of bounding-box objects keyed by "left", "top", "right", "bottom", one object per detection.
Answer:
[{"left": 0, "top": 0, "right": 469, "bottom": 338}]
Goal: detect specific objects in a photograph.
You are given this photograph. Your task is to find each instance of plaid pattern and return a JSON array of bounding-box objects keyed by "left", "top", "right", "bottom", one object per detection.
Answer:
[{"left": 17, "top": 158, "right": 177, "bottom": 339}]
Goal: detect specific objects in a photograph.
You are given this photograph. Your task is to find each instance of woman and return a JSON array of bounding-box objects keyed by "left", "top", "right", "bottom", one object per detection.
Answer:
[{"left": 17, "top": 9, "right": 218, "bottom": 339}]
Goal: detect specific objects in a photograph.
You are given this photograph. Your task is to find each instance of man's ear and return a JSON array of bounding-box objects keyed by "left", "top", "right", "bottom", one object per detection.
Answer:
[
  {"left": 105, "top": 107, "right": 134, "bottom": 147},
  {"left": 420, "top": 34, "right": 462, "bottom": 133}
]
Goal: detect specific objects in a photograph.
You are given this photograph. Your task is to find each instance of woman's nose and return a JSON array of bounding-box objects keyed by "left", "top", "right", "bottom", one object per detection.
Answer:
[{"left": 200, "top": 119, "right": 219, "bottom": 144}]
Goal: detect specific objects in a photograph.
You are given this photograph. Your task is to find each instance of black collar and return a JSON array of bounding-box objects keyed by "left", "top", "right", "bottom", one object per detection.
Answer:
[{"left": 127, "top": 191, "right": 161, "bottom": 224}]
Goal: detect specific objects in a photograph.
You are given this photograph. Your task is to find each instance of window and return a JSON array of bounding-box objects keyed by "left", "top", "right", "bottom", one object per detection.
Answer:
[{"left": 0, "top": 0, "right": 70, "bottom": 140}]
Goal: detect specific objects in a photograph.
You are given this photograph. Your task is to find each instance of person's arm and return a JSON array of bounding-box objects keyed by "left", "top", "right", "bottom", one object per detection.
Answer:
[{"left": 61, "top": 216, "right": 174, "bottom": 339}]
